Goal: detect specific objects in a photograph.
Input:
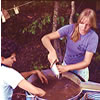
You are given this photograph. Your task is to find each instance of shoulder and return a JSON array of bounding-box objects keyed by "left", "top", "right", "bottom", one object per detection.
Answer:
[
  {"left": 0, "top": 65, "right": 22, "bottom": 77},
  {"left": 58, "top": 24, "right": 74, "bottom": 31},
  {"left": 57, "top": 24, "right": 75, "bottom": 37},
  {"left": 87, "top": 29, "right": 99, "bottom": 47},
  {"left": 89, "top": 29, "right": 99, "bottom": 40},
  {"left": 63, "top": 24, "right": 74, "bottom": 28},
  {"left": 1, "top": 65, "right": 17, "bottom": 73},
  {"left": 0, "top": 65, "right": 24, "bottom": 89}
]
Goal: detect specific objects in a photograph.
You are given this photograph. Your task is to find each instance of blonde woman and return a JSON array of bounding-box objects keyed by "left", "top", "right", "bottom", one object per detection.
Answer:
[{"left": 41, "top": 8, "right": 99, "bottom": 81}]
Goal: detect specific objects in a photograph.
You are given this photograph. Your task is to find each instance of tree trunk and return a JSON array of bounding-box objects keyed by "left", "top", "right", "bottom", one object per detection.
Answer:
[
  {"left": 69, "top": 1, "right": 75, "bottom": 24},
  {"left": 52, "top": 1, "right": 63, "bottom": 63}
]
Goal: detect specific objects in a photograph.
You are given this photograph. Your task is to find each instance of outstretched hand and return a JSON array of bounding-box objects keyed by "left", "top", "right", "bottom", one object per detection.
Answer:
[
  {"left": 36, "top": 70, "right": 48, "bottom": 84},
  {"left": 36, "top": 87, "right": 46, "bottom": 97}
]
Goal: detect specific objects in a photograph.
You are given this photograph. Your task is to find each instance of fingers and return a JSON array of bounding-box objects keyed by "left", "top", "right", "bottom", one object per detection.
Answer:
[
  {"left": 40, "top": 92, "right": 46, "bottom": 97},
  {"left": 39, "top": 77, "right": 44, "bottom": 84},
  {"left": 51, "top": 59, "right": 59, "bottom": 65},
  {"left": 56, "top": 58, "right": 59, "bottom": 63},
  {"left": 48, "top": 52, "right": 59, "bottom": 66},
  {"left": 57, "top": 65, "right": 68, "bottom": 73},
  {"left": 37, "top": 88, "right": 46, "bottom": 97},
  {"left": 50, "top": 59, "right": 59, "bottom": 69},
  {"left": 40, "top": 74, "right": 48, "bottom": 84},
  {"left": 43, "top": 75, "right": 48, "bottom": 84},
  {"left": 37, "top": 71, "right": 48, "bottom": 84},
  {"left": 57, "top": 65, "right": 63, "bottom": 73}
]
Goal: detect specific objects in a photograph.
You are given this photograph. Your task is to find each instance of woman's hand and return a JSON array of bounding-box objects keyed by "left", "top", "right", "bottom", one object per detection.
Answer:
[
  {"left": 36, "top": 70, "right": 48, "bottom": 84},
  {"left": 48, "top": 51, "right": 59, "bottom": 67},
  {"left": 18, "top": 79, "right": 46, "bottom": 97},
  {"left": 57, "top": 65, "right": 69, "bottom": 73},
  {"left": 36, "top": 87, "right": 46, "bottom": 97}
]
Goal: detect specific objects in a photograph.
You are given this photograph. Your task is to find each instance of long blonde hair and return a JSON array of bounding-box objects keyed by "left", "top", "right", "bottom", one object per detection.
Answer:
[{"left": 71, "top": 8, "right": 97, "bottom": 42}]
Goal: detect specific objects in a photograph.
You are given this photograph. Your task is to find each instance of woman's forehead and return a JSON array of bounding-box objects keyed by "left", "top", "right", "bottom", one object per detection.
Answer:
[
  {"left": 11, "top": 53, "right": 16, "bottom": 57},
  {"left": 81, "top": 17, "right": 91, "bottom": 24}
]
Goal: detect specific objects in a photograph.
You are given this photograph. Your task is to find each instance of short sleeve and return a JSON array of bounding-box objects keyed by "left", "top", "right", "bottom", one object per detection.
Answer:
[
  {"left": 57, "top": 24, "right": 74, "bottom": 38},
  {"left": 5, "top": 68, "right": 24, "bottom": 89},
  {"left": 87, "top": 33, "right": 99, "bottom": 53}
]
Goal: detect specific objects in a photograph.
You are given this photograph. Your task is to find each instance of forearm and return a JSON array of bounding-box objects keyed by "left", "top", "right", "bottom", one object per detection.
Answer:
[
  {"left": 18, "top": 79, "right": 45, "bottom": 96},
  {"left": 65, "top": 51, "right": 93, "bottom": 71},
  {"left": 19, "top": 79, "right": 39, "bottom": 94},
  {"left": 21, "top": 70, "right": 37, "bottom": 78},
  {"left": 41, "top": 31, "right": 61, "bottom": 64},
  {"left": 41, "top": 35, "right": 56, "bottom": 53},
  {"left": 66, "top": 60, "right": 90, "bottom": 71}
]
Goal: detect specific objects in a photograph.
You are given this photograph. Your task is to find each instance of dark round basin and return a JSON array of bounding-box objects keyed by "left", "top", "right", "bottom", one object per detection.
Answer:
[{"left": 27, "top": 69, "right": 82, "bottom": 100}]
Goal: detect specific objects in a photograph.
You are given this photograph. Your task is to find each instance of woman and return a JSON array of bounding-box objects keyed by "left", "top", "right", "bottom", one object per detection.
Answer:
[
  {"left": 41, "top": 8, "right": 99, "bottom": 81},
  {"left": 0, "top": 38, "right": 47, "bottom": 100}
]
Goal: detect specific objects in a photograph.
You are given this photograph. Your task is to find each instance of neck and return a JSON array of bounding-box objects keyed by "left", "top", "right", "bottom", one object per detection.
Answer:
[{"left": 1, "top": 63, "right": 11, "bottom": 68}]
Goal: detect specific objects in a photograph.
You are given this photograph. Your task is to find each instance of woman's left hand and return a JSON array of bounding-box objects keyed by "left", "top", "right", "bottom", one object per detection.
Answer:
[
  {"left": 36, "top": 70, "right": 48, "bottom": 84},
  {"left": 57, "top": 65, "right": 69, "bottom": 74}
]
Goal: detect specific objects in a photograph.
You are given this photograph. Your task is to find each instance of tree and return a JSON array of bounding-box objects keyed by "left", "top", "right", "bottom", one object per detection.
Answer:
[
  {"left": 69, "top": 1, "right": 75, "bottom": 24},
  {"left": 52, "top": 1, "right": 63, "bottom": 63}
]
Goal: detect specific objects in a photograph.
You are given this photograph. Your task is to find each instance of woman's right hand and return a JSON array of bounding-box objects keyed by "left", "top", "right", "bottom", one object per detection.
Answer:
[
  {"left": 48, "top": 51, "right": 59, "bottom": 67},
  {"left": 37, "top": 88, "right": 46, "bottom": 97}
]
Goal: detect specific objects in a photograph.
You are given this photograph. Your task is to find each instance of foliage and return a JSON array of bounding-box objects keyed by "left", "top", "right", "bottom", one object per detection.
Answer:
[
  {"left": 22, "top": 15, "right": 51, "bottom": 34},
  {"left": 22, "top": 15, "right": 70, "bottom": 35},
  {"left": 2, "top": 0, "right": 100, "bottom": 81},
  {"left": 33, "top": 65, "right": 48, "bottom": 70}
]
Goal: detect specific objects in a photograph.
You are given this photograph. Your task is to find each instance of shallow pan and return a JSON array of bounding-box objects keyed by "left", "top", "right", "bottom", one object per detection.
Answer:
[{"left": 26, "top": 69, "right": 100, "bottom": 100}]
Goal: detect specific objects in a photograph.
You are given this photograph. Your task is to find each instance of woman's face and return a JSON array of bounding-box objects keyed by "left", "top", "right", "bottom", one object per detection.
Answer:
[
  {"left": 2, "top": 53, "right": 16, "bottom": 67},
  {"left": 78, "top": 17, "right": 91, "bottom": 35}
]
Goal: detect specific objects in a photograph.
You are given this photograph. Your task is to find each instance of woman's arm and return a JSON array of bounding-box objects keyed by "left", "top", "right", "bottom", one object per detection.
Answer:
[
  {"left": 41, "top": 31, "right": 60, "bottom": 65},
  {"left": 21, "top": 70, "right": 48, "bottom": 84},
  {"left": 21, "top": 70, "right": 37, "bottom": 78},
  {"left": 18, "top": 79, "right": 46, "bottom": 97},
  {"left": 57, "top": 51, "right": 94, "bottom": 73}
]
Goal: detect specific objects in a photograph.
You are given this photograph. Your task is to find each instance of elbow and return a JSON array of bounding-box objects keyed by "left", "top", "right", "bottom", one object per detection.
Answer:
[
  {"left": 83, "top": 60, "right": 91, "bottom": 68},
  {"left": 41, "top": 35, "right": 47, "bottom": 43},
  {"left": 41, "top": 35, "right": 49, "bottom": 43}
]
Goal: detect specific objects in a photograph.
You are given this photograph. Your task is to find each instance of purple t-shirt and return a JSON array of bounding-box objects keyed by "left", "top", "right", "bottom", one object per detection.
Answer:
[{"left": 58, "top": 24, "right": 99, "bottom": 64}]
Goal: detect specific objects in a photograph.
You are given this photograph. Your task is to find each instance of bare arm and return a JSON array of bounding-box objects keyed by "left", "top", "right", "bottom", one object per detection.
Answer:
[
  {"left": 21, "top": 70, "right": 37, "bottom": 78},
  {"left": 41, "top": 31, "right": 60, "bottom": 65},
  {"left": 57, "top": 51, "right": 94, "bottom": 73},
  {"left": 21, "top": 70, "right": 48, "bottom": 84},
  {"left": 18, "top": 79, "right": 46, "bottom": 97}
]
